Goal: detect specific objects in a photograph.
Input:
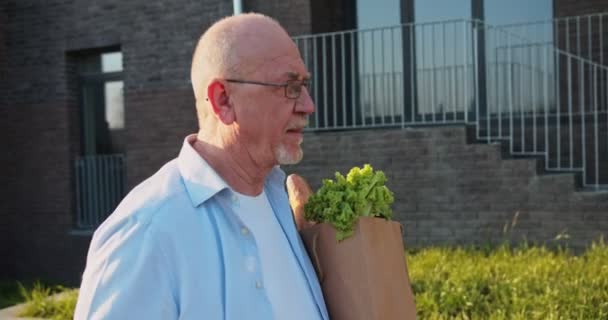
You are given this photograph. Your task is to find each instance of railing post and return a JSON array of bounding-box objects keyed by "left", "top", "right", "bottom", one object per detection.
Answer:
[
  {"left": 593, "top": 66, "right": 599, "bottom": 189},
  {"left": 322, "top": 35, "right": 328, "bottom": 128},
  {"left": 332, "top": 33, "right": 337, "bottom": 128},
  {"left": 472, "top": 0, "right": 487, "bottom": 124},
  {"left": 341, "top": 33, "right": 346, "bottom": 128},
  {"left": 580, "top": 60, "right": 586, "bottom": 184},
  {"left": 463, "top": 21, "right": 469, "bottom": 125},
  {"left": 555, "top": 19, "right": 562, "bottom": 170},
  {"left": 312, "top": 37, "right": 319, "bottom": 129},
  {"left": 431, "top": 24, "right": 437, "bottom": 123},
  {"left": 401, "top": 0, "right": 415, "bottom": 126},
  {"left": 75, "top": 160, "right": 82, "bottom": 228},
  {"left": 351, "top": 31, "right": 357, "bottom": 128},
  {"left": 544, "top": 43, "right": 550, "bottom": 172}
]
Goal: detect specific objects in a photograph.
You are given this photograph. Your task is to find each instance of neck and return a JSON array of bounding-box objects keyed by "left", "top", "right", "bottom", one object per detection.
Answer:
[{"left": 193, "top": 131, "right": 274, "bottom": 196}]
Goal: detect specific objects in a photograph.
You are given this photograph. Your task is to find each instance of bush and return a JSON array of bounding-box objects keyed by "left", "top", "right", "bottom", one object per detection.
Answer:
[
  {"left": 408, "top": 239, "right": 608, "bottom": 319},
  {"left": 18, "top": 282, "right": 78, "bottom": 320},
  {"left": 14, "top": 240, "right": 608, "bottom": 319}
]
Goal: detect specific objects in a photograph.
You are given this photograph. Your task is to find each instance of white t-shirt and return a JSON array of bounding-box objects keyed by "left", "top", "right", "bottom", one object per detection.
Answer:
[{"left": 233, "top": 191, "right": 321, "bottom": 320}]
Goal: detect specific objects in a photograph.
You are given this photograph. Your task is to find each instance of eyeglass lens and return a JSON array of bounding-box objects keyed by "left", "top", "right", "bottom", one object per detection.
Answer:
[{"left": 286, "top": 80, "right": 310, "bottom": 99}]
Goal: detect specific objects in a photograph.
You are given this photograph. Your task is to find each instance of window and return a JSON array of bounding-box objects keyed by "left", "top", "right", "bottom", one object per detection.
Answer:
[
  {"left": 73, "top": 49, "right": 126, "bottom": 229},
  {"left": 356, "top": 0, "right": 404, "bottom": 122},
  {"left": 78, "top": 50, "right": 124, "bottom": 155}
]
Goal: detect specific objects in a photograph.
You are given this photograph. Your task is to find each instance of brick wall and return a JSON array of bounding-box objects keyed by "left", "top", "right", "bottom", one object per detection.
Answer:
[
  {"left": 309, "top": 0, "right": 356, "bottom": 33},
  {"left": 554, "top": 0, "right": 608, "bottom": 70},
  {"left": 0, "top": 0, "right": 230, "bottom": 284},
  {"left": 0, "top": 1, "right": 8, "bottom": 277},
  {"left": 0, "top": 0, "right": 321, "bottom": 285},
  {"left": 245, "top": 0, "right": 312, "bottom": 36},
  {"left": 554, "top": 0, "right": 608, "bottom": 17},
  {"left": 285, "top": 126, "right": 608, "bottom": 249},
  {"left": 3, "top": 0, "right": 608, "bottom": 285},
  {"left": 125, "top": 87, "right": 198, "bottom": 187}
]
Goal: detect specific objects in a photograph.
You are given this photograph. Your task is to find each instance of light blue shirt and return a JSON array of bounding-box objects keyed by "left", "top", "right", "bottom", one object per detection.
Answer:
[{"left": 74, "top": 135, "right": 329, "bottom": 320}]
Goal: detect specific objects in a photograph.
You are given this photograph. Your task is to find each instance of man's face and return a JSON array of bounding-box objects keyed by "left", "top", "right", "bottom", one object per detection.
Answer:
[{"left": 230, "top": 41, "right": 314, "bottom": 166}]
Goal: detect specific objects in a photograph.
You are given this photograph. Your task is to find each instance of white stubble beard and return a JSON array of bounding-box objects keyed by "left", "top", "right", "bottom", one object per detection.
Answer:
[{"left": 275, "top": 136, "right": 304, "bottom": 165}]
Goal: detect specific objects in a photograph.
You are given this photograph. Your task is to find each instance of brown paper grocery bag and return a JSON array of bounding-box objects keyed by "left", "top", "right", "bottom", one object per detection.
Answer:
[{"left": 300, "top": 216, "right": 417, "bottom": 320}]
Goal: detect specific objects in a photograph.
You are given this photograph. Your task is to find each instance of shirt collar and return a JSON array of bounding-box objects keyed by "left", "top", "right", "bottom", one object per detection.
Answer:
[
  {"left": 177, "top": 134, "right": 287, "bottom": 207},
  {"left": 178, "top": 134, "right": 230, "bottom": 207}
]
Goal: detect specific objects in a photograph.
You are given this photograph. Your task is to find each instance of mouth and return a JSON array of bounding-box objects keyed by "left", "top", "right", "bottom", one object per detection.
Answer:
[
  {"left": 285, "top": 119, "right": 308, "bottom": 139},
  {"left": 285, "top": 127, "right": 305, "bottom": 143},
  {"left": 286, "top": 128, "right": 304, "bottom": 134}
]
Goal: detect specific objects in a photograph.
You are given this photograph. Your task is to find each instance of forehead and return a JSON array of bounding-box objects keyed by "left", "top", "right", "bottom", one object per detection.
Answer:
[
  {"left": 261, "top": 54, "right": 310, "bottom": 81},
  {"left": 235, "top": 28, "right": 310, "bottom": 80}
]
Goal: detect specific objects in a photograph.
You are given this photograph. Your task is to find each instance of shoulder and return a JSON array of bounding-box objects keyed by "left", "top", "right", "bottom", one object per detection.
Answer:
[
  {"left": 118, "top": 159, "right": 186, "bottom": 218},
  {"left": 88, "top": 159, "right": 190, "bottom": 253}
]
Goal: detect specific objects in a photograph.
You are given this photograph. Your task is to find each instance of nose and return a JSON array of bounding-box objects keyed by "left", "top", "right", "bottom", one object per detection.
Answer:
[{"left": 294, "top": 86, "right": 314, "bottom": 115}]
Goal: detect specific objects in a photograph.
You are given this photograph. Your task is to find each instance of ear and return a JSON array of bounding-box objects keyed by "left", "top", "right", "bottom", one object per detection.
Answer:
[{"left": 207, "top": 79, "right": 236, "bottom": 124}]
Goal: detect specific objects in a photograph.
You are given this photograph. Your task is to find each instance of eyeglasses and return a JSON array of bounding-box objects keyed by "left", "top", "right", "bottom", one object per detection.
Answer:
[{"left": 225, "top": 78, "right": 311, "bottom": 99}]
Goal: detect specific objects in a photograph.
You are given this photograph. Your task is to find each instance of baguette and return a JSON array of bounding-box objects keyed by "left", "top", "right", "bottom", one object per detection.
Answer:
[{"left": 286, "top": 174, "right": 316, "bottom": 231}]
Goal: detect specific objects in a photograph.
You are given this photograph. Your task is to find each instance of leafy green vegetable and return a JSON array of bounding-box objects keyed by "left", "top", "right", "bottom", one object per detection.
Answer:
[{"left": 304, "top": 164, "right": 395, "bottom": 241}]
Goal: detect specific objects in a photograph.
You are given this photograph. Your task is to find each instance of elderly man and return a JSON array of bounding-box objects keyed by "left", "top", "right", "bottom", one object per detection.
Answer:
[{"left": 75, "top": 13, "right": 328, "bottom": 320}]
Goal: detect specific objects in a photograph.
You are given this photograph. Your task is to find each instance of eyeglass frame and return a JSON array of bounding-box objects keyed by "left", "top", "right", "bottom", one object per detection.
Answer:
[{"left": 225, "top": 78, "right": 311, "bottom": 99}]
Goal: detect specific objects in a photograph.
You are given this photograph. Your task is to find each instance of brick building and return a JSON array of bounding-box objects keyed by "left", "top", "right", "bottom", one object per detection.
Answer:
[{"left": 1, "top": 0, "right": 607, "bottom": 284}]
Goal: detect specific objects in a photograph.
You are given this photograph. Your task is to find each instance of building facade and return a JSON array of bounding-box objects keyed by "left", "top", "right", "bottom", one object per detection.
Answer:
[{"left": 1, "top": 0, "right": 607, "bottom": 284}]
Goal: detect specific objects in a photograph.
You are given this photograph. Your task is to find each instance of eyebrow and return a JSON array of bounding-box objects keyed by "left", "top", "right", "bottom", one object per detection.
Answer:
[{"left": 285, "top": 72, "right": 311, "bottom": 80}]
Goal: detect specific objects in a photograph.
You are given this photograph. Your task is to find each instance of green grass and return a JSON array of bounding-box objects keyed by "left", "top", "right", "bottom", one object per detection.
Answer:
[
  {"left": 9, "top": 239, "right": 608, "bottom": 320},
  {"left": 408, "top": 239, "right": 608, "bottom": 319},
  {"left": 16, "top": 282, "right": 78, "bottom": 320}
]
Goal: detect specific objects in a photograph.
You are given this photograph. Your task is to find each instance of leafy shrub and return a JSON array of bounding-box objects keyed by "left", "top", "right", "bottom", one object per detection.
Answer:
[
  {"left": 408, "top": 239, "right": 608, "bottom": 319},
  {"left": 18, "top": 282, "right": 78, "bottom": 320},
  {"left": 13, "top": 240, "right": 608, "bottom": 319}
]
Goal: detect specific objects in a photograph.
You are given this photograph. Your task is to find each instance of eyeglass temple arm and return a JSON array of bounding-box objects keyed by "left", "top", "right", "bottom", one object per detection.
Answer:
[{"left": 225, "top": 79, "right": 287, "bottom": 87}]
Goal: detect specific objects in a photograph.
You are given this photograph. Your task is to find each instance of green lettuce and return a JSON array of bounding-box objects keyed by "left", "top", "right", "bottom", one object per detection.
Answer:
[{"left": 304, "top": 164, "right": 395, "bottom": 241}]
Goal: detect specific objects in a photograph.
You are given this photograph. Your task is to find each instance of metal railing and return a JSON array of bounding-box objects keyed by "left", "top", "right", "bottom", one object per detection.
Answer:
[
  {"left": 293, "top": 13, "right": 608, "bottom": 190},
  {"left": 294, "top": 19, "right": 477, "bottom": 129},
  {"left": 482, "top": 21, "right": 608, "bottom": 189},
  {"left": 497, "top": 13, "right": 608, "bottom": 67},
  {"left": 75, "top": 154, "right": 126, "bottom": 229}
]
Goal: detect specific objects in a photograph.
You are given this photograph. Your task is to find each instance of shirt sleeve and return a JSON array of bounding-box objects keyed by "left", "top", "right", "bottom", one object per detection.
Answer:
[{"left": 74, "top": 215, "right": 178, "bottom": 320}]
